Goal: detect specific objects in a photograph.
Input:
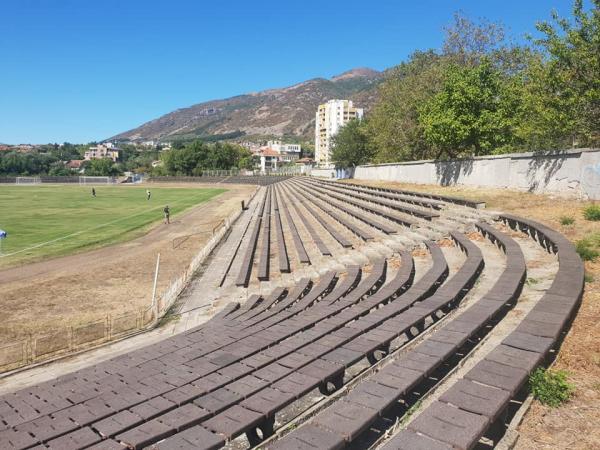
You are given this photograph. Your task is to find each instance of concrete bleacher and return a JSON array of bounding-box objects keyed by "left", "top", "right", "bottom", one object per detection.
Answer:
[{"left": 0, "top": 177, "right": 584, "bottom": 450}]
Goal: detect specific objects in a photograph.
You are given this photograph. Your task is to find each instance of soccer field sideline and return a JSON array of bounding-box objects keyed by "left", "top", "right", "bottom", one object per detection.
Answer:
[{"left": 0, "top": 185, "right": 225, "bottom": 266}]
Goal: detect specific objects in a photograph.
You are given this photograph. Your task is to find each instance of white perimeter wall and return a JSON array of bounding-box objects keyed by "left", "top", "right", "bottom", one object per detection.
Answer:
[{"left": 351, "top": 148, "right": 600, "bottom": 200}]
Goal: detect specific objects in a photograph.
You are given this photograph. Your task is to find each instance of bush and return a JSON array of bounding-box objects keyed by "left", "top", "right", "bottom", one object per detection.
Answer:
[
  {"left": 583, "top": 205, "right": 600, "bottom": 221},
  {"left": 559, "top": 216, "right": 575, "bottom": 226},
  {"left": 530, "top": 368, "right": 574, "bottom": 407},
  {"left": 576, "top": 239, "right": 600, "bottom": 261},
  {"left": 584, "top": 272, "right": 594, "bottom": 283}
]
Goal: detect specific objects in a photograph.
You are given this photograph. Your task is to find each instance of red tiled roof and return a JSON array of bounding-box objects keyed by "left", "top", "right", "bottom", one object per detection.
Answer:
[
  {"left": 67, "top": 160, "right": 84, "bottom": 168},
  {"left": 259, "top": 148, "right": 280, "bottom": 157}
]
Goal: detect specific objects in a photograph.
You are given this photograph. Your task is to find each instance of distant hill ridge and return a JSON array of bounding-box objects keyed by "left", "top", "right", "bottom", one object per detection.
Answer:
[{"left": 110, "top": 67, "right": 383, "bottom": 142}]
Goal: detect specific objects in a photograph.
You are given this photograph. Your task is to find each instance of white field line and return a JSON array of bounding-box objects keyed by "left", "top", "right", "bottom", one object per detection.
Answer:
[{"left": 0, "top": 191, "right": 218, "bottom": 258}]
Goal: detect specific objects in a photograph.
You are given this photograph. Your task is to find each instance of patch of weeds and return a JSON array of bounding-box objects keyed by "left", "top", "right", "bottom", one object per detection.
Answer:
[
  {"left": 576, "top": 239, "right": 600, "bottom": 261},
  {"left": 158, "top": 313, "right": 181, "bottom": 327},
  {"left": 584, "top": 271, "right": 595, "bottom": 283},
  {"left": 583, "top": 204, "right": 600, "bottom": 221},
  {"left": 400, "top": 400, "right": 422, "bottom": 425},
  {"left": 559, "top": 215, "right": 575, "bottom": 226},
  {"left": 529, "top": 368, "right": 574, "bottom": 407},
  {"left": 526, "top": 277, "right": 539, "bottom": 286}
]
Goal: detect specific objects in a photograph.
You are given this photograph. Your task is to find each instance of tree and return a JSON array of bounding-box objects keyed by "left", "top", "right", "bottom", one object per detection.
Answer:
[
  {"left": 443, "top": 12, "right": 506, "bottom": 66},
  {"left": 366, "top": 50, "right": 447, "bottom": 162},
  {"left": 160, "top": 140, "right": 251, "bottom": 175},
  {"left": 419, "top": 59, "right": 523, "bottom": 158},
  {"left": 84, "top": 158, "right": 120, "bottom": 176},
  {"left": 331, "top": 119, "right": 374, "bottom": 167},
  {"left": 518, "top": 0, "right": 600, "bottom": 148}
]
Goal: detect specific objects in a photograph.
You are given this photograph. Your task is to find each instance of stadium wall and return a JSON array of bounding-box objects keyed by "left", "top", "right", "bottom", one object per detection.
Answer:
[{"left": 349, "top": 148, "right": 600, "bottom": 200}]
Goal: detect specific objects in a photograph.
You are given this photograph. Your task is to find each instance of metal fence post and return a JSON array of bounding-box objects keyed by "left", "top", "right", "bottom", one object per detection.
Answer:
[{"left": 151, "top": 253, "right": 161, "bottom": 318}]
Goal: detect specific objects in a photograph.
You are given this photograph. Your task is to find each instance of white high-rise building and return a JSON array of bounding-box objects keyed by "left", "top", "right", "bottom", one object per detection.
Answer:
[{"left": 315, "top": 99, "right": 364, "bottom": 167}]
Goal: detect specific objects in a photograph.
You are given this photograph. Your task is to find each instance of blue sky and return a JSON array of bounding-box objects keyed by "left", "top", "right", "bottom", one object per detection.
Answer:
[{"left": 0, "top": 0, "right": 573, "bottom": 144}]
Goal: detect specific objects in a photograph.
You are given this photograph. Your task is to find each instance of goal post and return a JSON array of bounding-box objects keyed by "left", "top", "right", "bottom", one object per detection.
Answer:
[
  {"left": 16, "top": 177, "right": 41, "bottom": 185},
  {"left": 79, "top": 176, "right": 114, "bottom": 185}
]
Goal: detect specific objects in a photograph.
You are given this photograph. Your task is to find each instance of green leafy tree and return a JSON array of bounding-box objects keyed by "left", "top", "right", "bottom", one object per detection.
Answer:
[
  {"left": 331, "top": 119, "right": 374, "bottom": 167},
  {"left": 518, "top": 0, "right": 600, "bottom": 148},
  {"left": 367, "top": 50, "right": 447, "bottom": 163},
  {"left": 84, "top": 158, "right": 121, "bottom": 176},
  {"left": 160, "top": 140, "right": 251, "bottom": 175},
  {"left": 419, "top": 59, "right": 523, "bottom": 158}
]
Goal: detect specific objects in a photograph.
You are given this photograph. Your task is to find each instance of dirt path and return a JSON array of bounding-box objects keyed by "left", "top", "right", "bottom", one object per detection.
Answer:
[{"left": 0, "top": 183, "right": 253, "bottom": 341}]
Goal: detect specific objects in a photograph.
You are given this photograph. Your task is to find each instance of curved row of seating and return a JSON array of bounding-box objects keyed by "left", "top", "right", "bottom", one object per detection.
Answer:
[
  {"left": 290, "top": 179, "right": 398, "bottom": 236},
  {"left": 374, "top": 216, "right": 583, "bottom": 450},
  {"left": 257, "top": 187, "right": 273, "bottom": 281},
  {"left": 315, "top": 178, "right": 446, "bottom": 210},
  {"left": 0, "top": 242, "right": 454, "bottom": 449},
  {"left": 325, "top": 179, "right": 486, "bottom": 209},
  {"left": 305, "top": 178, "right": 439, "bottom": 221},
  {"left": 277, "top": 183, "right": 333, "bottom": 255},
  {"left": 296, "top": 179, "right": 418, "bottom": 229},
  {"left": 226, "top": 177, "right": 467, "bottom": 288},
  {"left": 0, "top": 179, "right": 583, "bottom": 450}
]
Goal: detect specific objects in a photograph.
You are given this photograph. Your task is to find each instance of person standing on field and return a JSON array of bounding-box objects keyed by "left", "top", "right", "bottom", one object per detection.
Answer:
[
  {"left": 146, "top": 189, "right": 151, "bottom": 200},
  {"left": 91, "top": 187, "right": 96, "bottom": 197},
  {"left": 163, "top": 205, "right": 170, "bottom": 224}
]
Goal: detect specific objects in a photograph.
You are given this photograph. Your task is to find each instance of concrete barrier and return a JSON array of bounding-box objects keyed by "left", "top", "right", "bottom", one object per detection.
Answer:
[{"left": 353, "top": 148, "right": 600, "bottom": 199}]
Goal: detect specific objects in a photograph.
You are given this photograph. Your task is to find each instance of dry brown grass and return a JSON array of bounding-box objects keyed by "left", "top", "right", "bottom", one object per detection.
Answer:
[
  {"left": 347, "top": 180, "right": 600, "bottom": 449},
  {"left": 437, "top": 238, "right": 456, "bottom": 247},
  {"left": 0, "top": 184, "right": 251, "bottom": 342},
  {"left": 388, "top": 257, "right": 403, "bottom": 270}
]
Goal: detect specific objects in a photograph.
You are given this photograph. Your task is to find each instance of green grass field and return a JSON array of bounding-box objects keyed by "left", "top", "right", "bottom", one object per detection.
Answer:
[{"left": 0, "top": 185, "right": 225, "bottom": 267}]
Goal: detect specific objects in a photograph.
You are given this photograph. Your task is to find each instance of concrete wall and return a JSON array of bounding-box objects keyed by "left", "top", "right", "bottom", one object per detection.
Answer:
[
  {"left": 311, "top": 168, "right": 337, "bottom": 178},
  {"left": 353, "top": 148, "right": 600, "bottom": 200}
]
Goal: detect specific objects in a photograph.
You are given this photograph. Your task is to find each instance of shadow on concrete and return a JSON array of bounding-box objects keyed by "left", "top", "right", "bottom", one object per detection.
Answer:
[
  {"left": 434, "top": 159, "right": 474, "bottom": 186},
  {"left": 525, "top": 150, "right": 570, "bottom": 192}
]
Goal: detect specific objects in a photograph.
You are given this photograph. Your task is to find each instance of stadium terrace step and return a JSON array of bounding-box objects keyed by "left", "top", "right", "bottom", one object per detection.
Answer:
[
  {"left": 274, "top": 184, "right": 311, "bottom": 264},
  {"left": 323, "top": 179, "right": 486, "bottom": 209},
  {"left": 278, "top": 182, "right": 333, "bottom": 255},
  {"left": 0, "top": 177, "right": 583, "bottom": 450},
  {"left": 381, "top": 217, "right": 582, "bottom": 449},
  {"left": 303, "top": 177, "right": 439, "bottom": 221},
  {"left": 315, "top": 178, "right": 446, "bottom": 210},
  {"left": 290, "top": 179, "right": 397, "bottom": 236},
  {"left": 267, "top": 226, "right": 531, "bottom": 449}
]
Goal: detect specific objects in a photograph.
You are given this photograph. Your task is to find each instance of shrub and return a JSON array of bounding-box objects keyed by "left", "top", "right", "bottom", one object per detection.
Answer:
[
  {"left": 583, "top": 205, "right": 600, "bottom": 221},
  {"left": 529, "top": 368, "right": 574, "bottom": 407},
  {"left": 576, "top": 239, "right": 599, "bottom": 261},
  {"left": 584, "top": 272, "right": 594, "bottom": 283},
  {"left": 559, "top": 216, "right": 575, "bottom": 226}
]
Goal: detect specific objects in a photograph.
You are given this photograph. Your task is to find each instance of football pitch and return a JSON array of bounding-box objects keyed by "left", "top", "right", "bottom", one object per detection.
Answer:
[{"left": 0, "top": 185, "right": 225, "bottom": 267}]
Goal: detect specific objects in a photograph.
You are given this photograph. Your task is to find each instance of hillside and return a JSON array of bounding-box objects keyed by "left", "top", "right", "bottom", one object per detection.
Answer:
[{"left": 110, "top": 67, "right": 382, "bottom": 142}]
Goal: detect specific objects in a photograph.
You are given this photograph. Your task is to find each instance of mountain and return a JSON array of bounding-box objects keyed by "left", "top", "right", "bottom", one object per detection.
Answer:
[{"left": 110, "top": 67, "right": 383, "bottom": 143}]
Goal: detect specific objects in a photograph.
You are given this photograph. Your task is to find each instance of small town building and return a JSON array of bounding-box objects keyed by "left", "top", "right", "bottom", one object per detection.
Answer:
[
  {"left": 315, "top": 99, "right": 363, "bottom": 167},
  {"left": 84, "top": 143, "right": 121, "bottom": 162}
]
